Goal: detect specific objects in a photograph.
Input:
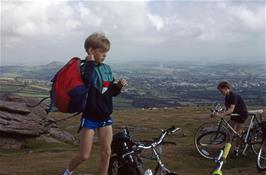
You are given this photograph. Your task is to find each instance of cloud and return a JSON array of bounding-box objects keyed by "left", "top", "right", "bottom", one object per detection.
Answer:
[
  {"left": 147, "top": 13, "right": 164, "bottom": 31},
  {"left": 1, "top": 1, "right": 265, "bottom": 65}
]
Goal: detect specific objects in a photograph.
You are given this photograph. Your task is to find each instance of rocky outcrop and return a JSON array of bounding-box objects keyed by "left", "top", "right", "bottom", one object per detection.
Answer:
[{"left": 0, "top": 96, "right": 77, "bottom": 149}]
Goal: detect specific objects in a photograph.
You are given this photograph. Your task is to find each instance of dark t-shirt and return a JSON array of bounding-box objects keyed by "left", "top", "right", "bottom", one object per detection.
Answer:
[{"left": 225, "top": 91, "right": 248, "bottom": 120}]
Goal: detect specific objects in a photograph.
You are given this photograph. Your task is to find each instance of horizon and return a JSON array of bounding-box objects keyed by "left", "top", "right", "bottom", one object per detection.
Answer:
[{"left": 1, "top": 56, "right": 265, "bottom": 67}]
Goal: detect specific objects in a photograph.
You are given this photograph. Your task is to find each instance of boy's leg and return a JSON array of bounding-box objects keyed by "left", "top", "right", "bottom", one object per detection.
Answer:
[
  {"left": 226, "top": 120, "right": 236, "bottom": 143},
  {"left": 235, "top": 122, "right": 245, "bottom": 150},
  {"left": 97, "top": 125, "right": 113, "bottom": 175},
  {"left": 68, "top": 128, "right": 95, "bottom": 172},
  {"left": 221, "top": 120, "right": 235, "bottom": 160}
]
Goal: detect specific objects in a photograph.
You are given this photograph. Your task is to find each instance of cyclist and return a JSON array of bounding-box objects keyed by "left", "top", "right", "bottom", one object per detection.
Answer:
[{"left": 214, "top": 80, "right": 248, "bottom": 157}]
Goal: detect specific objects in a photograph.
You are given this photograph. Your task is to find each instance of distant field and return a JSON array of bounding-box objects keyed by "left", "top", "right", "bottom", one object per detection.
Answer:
[
  {"left": 1, "top": 107, "right": 266, "bottom": 175},
  {"left": 0, "top": 83, "right": 135, "bottom": 109}
]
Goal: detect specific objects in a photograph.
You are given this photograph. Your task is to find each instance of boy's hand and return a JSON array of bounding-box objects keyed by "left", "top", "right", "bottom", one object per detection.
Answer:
[
  {"left": 214, "top": 112, "right": 224, "bottom": 118},
  {"left": 117, "top": 79, "right": 128, "bottom": 89},
  {"left": 87, "top": 54, "right": 95, "bottom": 61},
  {"left": 210, "top": 113, "right": 215, "bottom": 118}
]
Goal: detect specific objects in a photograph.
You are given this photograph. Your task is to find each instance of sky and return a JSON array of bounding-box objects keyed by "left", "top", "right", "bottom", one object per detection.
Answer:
[{"left": 1, "top": 0, "right": 265, "bottom": 65}]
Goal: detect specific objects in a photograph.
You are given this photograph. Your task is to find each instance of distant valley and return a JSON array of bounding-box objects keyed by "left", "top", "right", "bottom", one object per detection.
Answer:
[{"left": 0, "top": 61, "right": 265, "bottom": 108}]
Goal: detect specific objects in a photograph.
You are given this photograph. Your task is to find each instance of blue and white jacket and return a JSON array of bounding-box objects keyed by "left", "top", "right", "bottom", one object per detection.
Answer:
[{"left": 81, "top": 61, "right": 121, "bottom": 121}]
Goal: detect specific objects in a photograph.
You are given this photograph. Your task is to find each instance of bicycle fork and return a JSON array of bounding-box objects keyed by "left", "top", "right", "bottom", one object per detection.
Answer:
[{"left": 152, "top": 147, "right": 170, "bottom": 175}]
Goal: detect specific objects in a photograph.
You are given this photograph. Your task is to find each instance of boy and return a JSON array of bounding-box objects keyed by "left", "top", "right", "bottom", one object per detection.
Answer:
[
  {"left": 62, "top": 32, "right": 128, "bottom": 175},
  {"left": 215, "top": 80, "right": 248, "bottom": 157}
]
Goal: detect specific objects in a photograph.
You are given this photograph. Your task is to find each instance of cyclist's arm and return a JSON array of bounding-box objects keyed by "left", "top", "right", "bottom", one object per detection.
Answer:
[{"left": 216, "top": 104, "right": 235, "bottom": 117}]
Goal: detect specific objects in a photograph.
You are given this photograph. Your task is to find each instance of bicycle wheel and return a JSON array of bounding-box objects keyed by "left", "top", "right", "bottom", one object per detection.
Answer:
[
  {"left": 108, "top": 155, "right": 143, "bottom": 175},
  {"left": 251, "top": 124, "right": 264, "bottom": 155},
  {"left": 194, "top": 122, "right": 227, "bottom": 159},
  {"left": 195, "top": 130, "right": 227, "bottom": 159},
  {"left": 108, "top": 155, "right": 121, "bottom": 175},
  {"left": 257, "top": 139, "right": 266, "bottom": 171}
]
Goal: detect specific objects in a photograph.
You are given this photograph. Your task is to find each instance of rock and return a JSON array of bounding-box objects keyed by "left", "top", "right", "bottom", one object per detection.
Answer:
[
  {"left": 36, "top": 135, "right": 62, "bottom": 143},
  {"left": 0, "top": 96, "right": 77, "bottom": 149},
  {"left": 0, "top": 100, "right": 31, "bottom": 114},
  {"left": 0, "top": 110, "right": 47, "bottom": 137},
  {"left": 49, "top": 128, "right": 78, "bottom": 145}
]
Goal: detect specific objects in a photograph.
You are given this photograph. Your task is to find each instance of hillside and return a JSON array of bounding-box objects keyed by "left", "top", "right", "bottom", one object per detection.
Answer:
[{"left": 1, "top": 107, "right": 266, "bottom": 175}]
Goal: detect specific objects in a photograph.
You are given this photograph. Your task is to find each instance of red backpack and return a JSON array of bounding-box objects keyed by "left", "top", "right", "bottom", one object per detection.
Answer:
[{"left": 49, "top": 57, "right": 88, "bottom": 113}]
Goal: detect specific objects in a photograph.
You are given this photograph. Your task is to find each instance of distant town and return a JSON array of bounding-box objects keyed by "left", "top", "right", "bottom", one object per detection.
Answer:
[
  {"left": 1, "top": 61, "right": 265, "bottom": 108},
  {"left": 111, "top": 62, "right": 266, "bottom": 107}
]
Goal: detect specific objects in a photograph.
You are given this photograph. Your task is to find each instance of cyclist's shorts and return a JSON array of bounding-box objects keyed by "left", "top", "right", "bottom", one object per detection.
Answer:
[
  {"left": 231, "top": 115, "right": 248, "bottom": 124},
  {"left": 80, "top": 117, "right": 113, "bottom": 131}
]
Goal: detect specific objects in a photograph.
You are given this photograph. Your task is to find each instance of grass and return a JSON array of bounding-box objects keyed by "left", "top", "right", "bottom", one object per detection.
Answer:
[{"left": 1, "top": 107, "right": 266, "bottom": 175}]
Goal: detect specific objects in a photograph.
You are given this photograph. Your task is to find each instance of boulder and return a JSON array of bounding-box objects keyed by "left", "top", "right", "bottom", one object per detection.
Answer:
[{"left": 0, "top": 96, "right": 77, "bottom": 149}]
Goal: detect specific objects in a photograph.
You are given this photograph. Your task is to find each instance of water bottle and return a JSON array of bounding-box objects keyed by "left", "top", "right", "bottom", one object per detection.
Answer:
[{"left": 144, "top": 169, "right": 153, "bottom": 175}]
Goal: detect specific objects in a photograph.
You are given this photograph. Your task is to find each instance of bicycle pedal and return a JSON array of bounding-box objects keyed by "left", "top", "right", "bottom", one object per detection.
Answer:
[
  {"left": 241, "top": 152, "right": 247, "bottom": 156},
  {"left": 214, "top": 159, "right": 221, "bottom": 163}
]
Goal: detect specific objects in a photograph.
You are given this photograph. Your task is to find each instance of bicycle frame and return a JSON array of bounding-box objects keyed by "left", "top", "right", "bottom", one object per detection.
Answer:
[{"left": 216, "top": 112, "right": 262, "bottom": 155}]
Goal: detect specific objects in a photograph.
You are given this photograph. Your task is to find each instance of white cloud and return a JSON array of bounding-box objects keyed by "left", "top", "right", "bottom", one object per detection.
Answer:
[
  {"left": 228, "top": 4, "right": 265, "bottom": 32},
  {"left": 1, "top": 1, "right": 265, "bottom": 65},
  {"left": 147, "top": 13, "right": 164, "bottom": 31}
]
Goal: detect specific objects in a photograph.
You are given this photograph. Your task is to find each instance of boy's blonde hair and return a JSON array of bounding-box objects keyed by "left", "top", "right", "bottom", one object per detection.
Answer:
[
  {"left": 84, "top": 32, "right": 110, "bottom": 53},
  {"left": 217, "top": 81, "right": 231, "bottom": 90}
]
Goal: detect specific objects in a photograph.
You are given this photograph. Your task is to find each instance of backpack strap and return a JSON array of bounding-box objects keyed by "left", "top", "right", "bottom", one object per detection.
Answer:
[
  {"left": 79, "top": 59, "right": 87, "bottom": 82},
  {"left": 48, "top": 88, "right": 55, "bottom": 113},
  {"left": 77, "top": 59, "right": 95, "bottom": 133},
  {"left": 26, "top": 96, "right": 50, "bottom": 110}
]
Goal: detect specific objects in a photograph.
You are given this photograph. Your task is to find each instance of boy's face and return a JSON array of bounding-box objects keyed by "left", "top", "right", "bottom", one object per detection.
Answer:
[
  {"left": 91, "top": 48, "right": 107, "bottom": 64},
  {"left": 218, "top": 88, "right": 229, "bottom": 96}
]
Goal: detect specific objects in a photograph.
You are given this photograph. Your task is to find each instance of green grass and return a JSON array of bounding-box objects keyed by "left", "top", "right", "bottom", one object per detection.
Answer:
[
  {"left": 0, "top": 84, "right": 49, "bottom": 98},
  {"left": 1, "top": 81, "right": 266, "bottom": 175},
  {"left": 1, "top": 107, "right": 266, "bottom": 175}
]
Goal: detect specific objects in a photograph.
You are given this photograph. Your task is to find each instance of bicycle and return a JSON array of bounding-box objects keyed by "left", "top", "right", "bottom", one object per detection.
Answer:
[
  {"left": 256, "top": 121, "right": 266, "bottom": 171},
  {"left": 108, "top": 126, "right": 180, "bottom": 175},
  {"left": 194, "top": 103, "right": 264, "bottom": 160}
]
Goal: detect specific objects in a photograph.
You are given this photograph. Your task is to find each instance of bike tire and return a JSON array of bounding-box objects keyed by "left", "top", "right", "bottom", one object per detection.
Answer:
[
  {"left": 108, "top": 155, "right": 143, "bottom": 175},
  {"left": 251, "top": 123, "right": 264, "bottom": 155},
  {"left": 195, "top": 130, "right": 227, "bottom": 160},
  {"left": 257, "top": 139, "right": 266, "bottom": 171},
  {"left": 108, "top": 155, "right": 121, "bottom": 175},
  {"left": 194, "top": 122, "right": 227, "bottom": 159}
]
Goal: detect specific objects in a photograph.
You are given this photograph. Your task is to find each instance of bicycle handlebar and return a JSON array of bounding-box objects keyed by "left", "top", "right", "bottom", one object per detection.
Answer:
[
  {"left": 210, "top": 103, "right": 240, "bottom": 118},
  {"left": 210, "top": 110, "right": 240, "bottom": 118},
  {"left": 122, "top": 126, "right": 180, "bottom": 158}
]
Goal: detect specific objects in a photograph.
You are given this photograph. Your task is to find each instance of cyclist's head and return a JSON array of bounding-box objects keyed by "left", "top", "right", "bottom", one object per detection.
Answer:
[
  {"left": 217, "top": 81, "right": 231, "bottom": 90},
  {"left": 217, "top": 81, "right": 231, "bottom": 96}
]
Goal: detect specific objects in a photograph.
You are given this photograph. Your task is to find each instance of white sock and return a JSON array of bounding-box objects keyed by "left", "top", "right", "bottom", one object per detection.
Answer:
[
  {"left": 63, "top": 169, "right": 73, "bottom": 175},
  {"left": 234, "top": 147, "right": 239, "bottom": 152}
]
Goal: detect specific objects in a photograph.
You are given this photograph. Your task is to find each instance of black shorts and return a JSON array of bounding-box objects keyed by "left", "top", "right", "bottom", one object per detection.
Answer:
[{"left": 230, "top": 115, "right": 248, "bottom": 124}]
